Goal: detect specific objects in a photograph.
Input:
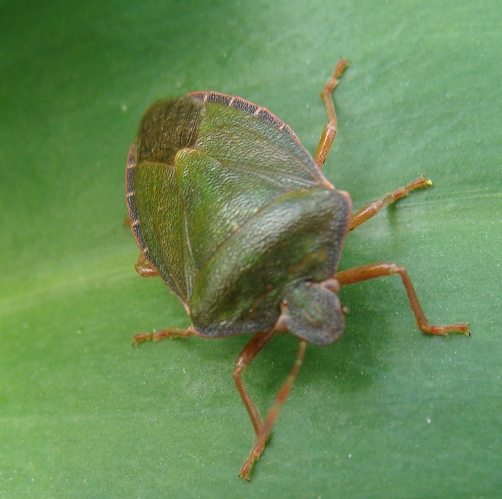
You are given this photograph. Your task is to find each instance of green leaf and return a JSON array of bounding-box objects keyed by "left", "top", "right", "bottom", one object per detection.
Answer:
[{"left": 1, "top": 0, "right": 500, "bottom": 497}]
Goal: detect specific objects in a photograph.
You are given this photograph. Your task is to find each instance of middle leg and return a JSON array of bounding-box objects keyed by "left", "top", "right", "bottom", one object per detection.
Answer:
[
  {"left": 133, "top": 325, "right": 196, "bottom": 345},
  {"left": 348, "top": 177, "right": 432, "bottom": 231}
]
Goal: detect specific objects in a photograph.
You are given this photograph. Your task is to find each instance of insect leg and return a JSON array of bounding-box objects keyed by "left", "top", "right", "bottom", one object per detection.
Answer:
[
  {"left": 348, "top": 176, "right": 431, "bottom": 231},
  {"left": 314, "top": 58, "right": 350, "bottom": 168},
  {"left": 336, "top": 262, "right": 469, "bottom": 335},
  {"left": 232, "top": 331, "right": 275, "bottom": 478},
  {"left": 134, "top": 253, "right": 160, "bottom": 277},
  {"left": 233, "top": 331, "right": 276, "bottom": 434},
  {"left": 239, "top": 339, "right": 308, "bottom": 480},
  {"left": 132, "top": 326, "right": 196, "bottom": 345}
]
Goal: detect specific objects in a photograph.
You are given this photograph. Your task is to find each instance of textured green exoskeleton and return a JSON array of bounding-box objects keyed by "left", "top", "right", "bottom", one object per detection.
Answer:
[
  {"left": 127, "top": 94, "right": 350, "bottom": 345},
  {"left": 125, "top": 60, "right": 469, "bottom": 479}
]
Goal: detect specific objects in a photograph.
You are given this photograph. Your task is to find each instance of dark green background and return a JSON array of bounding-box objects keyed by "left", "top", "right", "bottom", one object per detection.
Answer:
[{"left": 1, "top": 0, "right": 500, "bottom": 497}]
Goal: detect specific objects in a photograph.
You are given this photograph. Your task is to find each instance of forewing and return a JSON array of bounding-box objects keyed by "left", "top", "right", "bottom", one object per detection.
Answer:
[
  {"left": 174, "top": 96, "right": 333, "bottom": 275},
  {"left": 193, "top": 98, "right": 330, "bottom": 191},
  {"left": 128, "top": 158, "right": 196, "bottom": 305}
]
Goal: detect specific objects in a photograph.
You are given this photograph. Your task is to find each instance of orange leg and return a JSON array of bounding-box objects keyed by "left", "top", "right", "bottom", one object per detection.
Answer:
[
  {"left": 232, "top": 331, "right": 274, "bottom": 479},
  {"left": 314, "top": 58, "right": 350, "bottom": 168},
  {"left": 135, "top": 253, "right": 160, "bottom": 277},
  {"left": 132, "top": 326, "right": 196, "bottom": 345},
  {"left": 335, "top": 262, "right": 469, "bottom": 336},
  {"left": 349, "top": 177, "right": 432, "bottom": 231},
  {"left": 239, "top": 339, "right": 308, "bottom": 480},
  {"left": 233, "top": 331, "right": 276, "bottom": 435}
]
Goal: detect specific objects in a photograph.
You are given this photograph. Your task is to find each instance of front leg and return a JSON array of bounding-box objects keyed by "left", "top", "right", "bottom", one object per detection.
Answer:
[
  {"left": 336, "top": 262, "right": 469, "bottom": 336},
  {"left": 237, "top": 336, "right": 308, "bottom": 480},
  {"left": 233, "top": 331, "right": 276, "bottom": 436}
]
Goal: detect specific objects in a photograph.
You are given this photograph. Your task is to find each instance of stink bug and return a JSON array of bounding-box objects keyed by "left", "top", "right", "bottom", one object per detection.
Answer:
[{"left": 125, "top": 59, "right": 469, "bottom": 479}]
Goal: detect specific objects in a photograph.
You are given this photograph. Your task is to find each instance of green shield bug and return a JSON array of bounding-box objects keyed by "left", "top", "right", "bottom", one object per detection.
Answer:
[{"left": 125, "top": 59, "right": 469, "bottom": 479}]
